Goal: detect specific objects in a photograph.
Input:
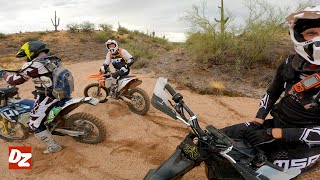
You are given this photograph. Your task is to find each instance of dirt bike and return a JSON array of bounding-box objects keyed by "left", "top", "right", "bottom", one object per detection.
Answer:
[
  {"left": 0, "top": 70, "right": 106, "bottom": 144},
  {"left": 84, "top": 72, "right": 150, "bottom": 115},
  {"left": 144, "top": 77, "right": 301, "bottom": 180}
]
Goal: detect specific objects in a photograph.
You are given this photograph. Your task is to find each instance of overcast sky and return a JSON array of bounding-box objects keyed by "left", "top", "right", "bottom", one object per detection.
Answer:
[{"left": 0, "top": 0, "right": 318, "bottom": 42}]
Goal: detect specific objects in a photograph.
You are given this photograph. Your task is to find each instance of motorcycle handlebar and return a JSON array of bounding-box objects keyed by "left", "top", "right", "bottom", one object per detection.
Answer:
[
  {"left": 164, "top": 84, "right": 176, "bottom": 96},
  {"left": 164, "top": 83, "right": 206, "bottom": 137}
]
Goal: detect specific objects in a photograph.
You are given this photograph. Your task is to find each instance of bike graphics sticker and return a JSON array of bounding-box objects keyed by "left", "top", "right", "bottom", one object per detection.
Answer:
[{"left": 183, "top": 144, "right": 200, "bottom": 160}]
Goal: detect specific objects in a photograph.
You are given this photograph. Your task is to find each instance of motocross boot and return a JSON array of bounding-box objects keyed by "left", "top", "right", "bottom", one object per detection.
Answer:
[
  {"left": 35, "top": 129, "right": 62, "bottom": 154},
  {"left": 108, "top": 77, "right": 118, "bottom": 98}
]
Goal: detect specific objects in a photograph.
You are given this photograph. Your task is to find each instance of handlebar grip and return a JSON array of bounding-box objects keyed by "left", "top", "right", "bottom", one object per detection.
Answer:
[
  {"left": 164, "top": 83, "right": 177, "bottom": 96},
  {"left": 206, "top": 125, "right": 234, "bottom": 147}
]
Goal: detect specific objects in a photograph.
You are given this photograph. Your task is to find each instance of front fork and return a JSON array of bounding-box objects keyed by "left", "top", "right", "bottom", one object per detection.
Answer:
[
  {"left": 0, "top": 118, "right": 10, "bottom": 135},
  {"left": 98, "top": 80, "right": 104, "bottom": 95}
]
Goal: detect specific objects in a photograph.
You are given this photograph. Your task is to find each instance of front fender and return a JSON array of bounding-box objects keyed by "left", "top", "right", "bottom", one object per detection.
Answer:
[{"left": 144, "top": 149, "right": 196, "bottom": 180}]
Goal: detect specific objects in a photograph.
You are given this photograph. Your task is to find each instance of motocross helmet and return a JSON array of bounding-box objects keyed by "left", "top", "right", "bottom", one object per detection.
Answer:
[
  {"left": 286, "top": 6, "right": 320, "bottom": 65},
  {"left": 105, "top": 39, "right": 119, "bottom": 54},
  {"left": 16, "top": 41, "right": 50, "bottom": 62}
]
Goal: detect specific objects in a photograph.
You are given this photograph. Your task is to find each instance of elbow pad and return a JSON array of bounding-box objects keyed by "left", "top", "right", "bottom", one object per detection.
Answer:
[
  {"left": 127, "top": 58, "right": 134, "bottom": 67},
  {"left": 100, "top": 64, "right": 109, "bottom": 73}
]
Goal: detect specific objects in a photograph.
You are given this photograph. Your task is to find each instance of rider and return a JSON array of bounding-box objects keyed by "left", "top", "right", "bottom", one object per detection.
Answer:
[
  {"left": 100, "top": 39, "right": 134, "bottom": 95},
  {"left": 176, "top": 6, "right": 320, "bottom": 179},
  {"left": 2, "top": 41, "right": 63, "bottom": 154},
  {"left": 217, "top": 6, "right": 320, "bottom": 178}
]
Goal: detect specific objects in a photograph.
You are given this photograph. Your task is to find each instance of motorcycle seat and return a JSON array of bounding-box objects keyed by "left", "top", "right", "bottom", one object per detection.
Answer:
[
  {"left": 120, "top": 75, "right": 136, "bottom": 79},
  {"left": 0, "top": 87, "right": 18, "bottom": 99}
]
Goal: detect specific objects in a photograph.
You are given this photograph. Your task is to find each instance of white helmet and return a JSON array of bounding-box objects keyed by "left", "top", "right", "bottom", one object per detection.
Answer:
[
  {"left": 286, "top": 6, "right": 320, "bottom": 65},
  {"left": 105, "top": 39, "right": 119, "bottom": 54}
]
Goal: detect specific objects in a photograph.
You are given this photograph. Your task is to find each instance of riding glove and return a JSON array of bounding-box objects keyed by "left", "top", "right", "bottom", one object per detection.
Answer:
[{"left": 246, "top": 128, "right": 275, "bottom": 146}]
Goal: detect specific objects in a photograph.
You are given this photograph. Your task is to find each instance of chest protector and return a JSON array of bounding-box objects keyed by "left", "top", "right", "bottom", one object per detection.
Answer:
[{"left": 282, "top": 54, "right": 320, "bottom": 108}]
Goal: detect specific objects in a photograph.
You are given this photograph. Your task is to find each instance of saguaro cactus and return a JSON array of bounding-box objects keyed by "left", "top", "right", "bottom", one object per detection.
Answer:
[
  {"left": 214, "top": 0, "right": 229, "bottom": 35},
  {"left": 51, "top": 11, "right": 60, "bottom": 31}
]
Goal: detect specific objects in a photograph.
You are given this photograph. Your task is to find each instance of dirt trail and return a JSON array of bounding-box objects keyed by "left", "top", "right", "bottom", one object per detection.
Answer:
[{"left": 0, "top": 60, "right": 318, "bottom": 179}]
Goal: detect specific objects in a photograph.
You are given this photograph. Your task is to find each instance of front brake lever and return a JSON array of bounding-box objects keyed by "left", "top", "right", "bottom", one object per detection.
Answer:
[{"left": 175, "top": 103, "right": 182, "bottom": 114}]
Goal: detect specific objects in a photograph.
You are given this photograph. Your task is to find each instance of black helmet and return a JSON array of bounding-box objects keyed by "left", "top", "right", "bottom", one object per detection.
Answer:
[{"left": 16, "top": 41, "right": 50, "bottom": 61}]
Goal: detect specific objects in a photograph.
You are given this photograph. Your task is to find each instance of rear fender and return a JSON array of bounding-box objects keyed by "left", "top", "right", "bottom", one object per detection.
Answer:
[
  {"left": 58, "top": 97, "right": 99, "bottom": 116},
  {"left": 117, "top": 77, "right": 142, "bottom": 92}
]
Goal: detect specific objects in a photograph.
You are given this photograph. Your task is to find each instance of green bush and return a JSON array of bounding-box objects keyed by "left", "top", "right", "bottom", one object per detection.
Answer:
[
  {"left": 183, "top": 0, "right": 292, "bottom": 74},
  {"left": 122, "top": 41, "right": 156, "bottom": 60},
  {"left": 80, "top": 21, "right": 95, "bottom": 32},
  {"left": 132, "top": 58, "right": 149, "bottom": 69},
  {"left": 118, "top": 26, "right": 130, "bottom": 35},
  {"left": 94, "top": 31, "right": 115, "bottom": 43},
  {"left": 118, "top": 38, "right": 127, "bottom": 44},
  {"left": 99, "top": 24, "right": 113, "bottom": 32},
  {"left": 151, "top": 37, "right": 168, "bottom": 45},
  {"left": 66, "top": 23, "right": 80, "bottom": 32}
]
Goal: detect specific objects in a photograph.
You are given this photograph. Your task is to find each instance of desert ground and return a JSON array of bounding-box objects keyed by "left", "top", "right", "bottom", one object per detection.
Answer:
[{"left": 0, "top": 59, "right": 318, "bottom": 180}]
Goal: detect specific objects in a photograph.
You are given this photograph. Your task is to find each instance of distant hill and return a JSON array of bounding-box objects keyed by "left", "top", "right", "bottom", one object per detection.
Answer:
[
  {"left": 0, "top": 30, "right": 175, "bottom": 69},
  {"left": 0, "top": 30, "right": 294, "bottom": 98}
]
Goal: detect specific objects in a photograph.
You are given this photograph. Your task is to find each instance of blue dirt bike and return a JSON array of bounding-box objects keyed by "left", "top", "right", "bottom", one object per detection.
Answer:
[{"left": 0, "top": 70, "right": 105, "bottom": 144}]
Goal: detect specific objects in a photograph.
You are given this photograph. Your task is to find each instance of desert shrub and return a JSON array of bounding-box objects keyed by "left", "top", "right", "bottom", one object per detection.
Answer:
[
  {"left": 132, "top": 58, "right": 149, "bottom": 69},
  {"left": 0, "top": 33, "right": 5, "bottom": 39},
  {"left": 66, "top": 23, "right": 80, "bottom": 33},
  {"left": 38, "top": 31, "right": 48, "bottom": 36},
  {"left": 99, "top": 24, "right": 113, "bottom": 32},
  {"left": 79, "top": 38, "right": 88, "bottom": 43},
  {"left": 127, "top": 34, "right": 135, "bottom": 40},
  {"left": 151, "top": 37, "right": 168, "bottom": 45},
  {"left": 118, "top": 38, "right": 127, "bottom": 44},
  {"left": 94, "top": 31, "right": 115, "bottom": 43},
  {"left": 164, "top": 44, "right": 174, "bottom": 51},
  {"left": 118, "top": 26, "right": 130, "bottom": 35},
  {"left": 22, "top": 35, "right": 40, "bottom": 42},
  {"left": 122, "top": 41, "right": 156, "bottom": 60},
  {"left": 80, "top": 21, "right": 95, "bottom": 32},
  {"left": 183, "top": 0, "right": 292, "bottom": 74}
]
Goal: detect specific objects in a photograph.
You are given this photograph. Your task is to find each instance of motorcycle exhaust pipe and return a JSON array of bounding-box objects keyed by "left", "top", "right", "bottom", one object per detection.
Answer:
[
  {"left": 120, "top": 95, "right": 132, "bottom": 104},
  {"left": 54, "top": 128, "right": 86, "bottom": 136}
]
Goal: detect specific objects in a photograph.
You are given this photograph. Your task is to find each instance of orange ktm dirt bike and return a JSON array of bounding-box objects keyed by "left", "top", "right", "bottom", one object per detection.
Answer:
[{"left": 84, "top": 72, "right": 150, "bottom": 115}]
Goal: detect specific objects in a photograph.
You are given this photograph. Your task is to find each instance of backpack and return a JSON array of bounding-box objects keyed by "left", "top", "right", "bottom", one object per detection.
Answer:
[{"left": 35, "top": 56, "right": 74, "bottom": 100}]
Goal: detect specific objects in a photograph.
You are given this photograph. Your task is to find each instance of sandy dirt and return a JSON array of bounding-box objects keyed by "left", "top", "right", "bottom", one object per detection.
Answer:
[{"left": 0, "top": 60, "right": 318, "bottom": 179}]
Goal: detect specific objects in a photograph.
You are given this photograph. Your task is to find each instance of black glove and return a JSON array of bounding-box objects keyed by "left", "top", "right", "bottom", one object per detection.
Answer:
[
  {"left": 221, "top": 121, "right": 262, "bottom": 139},
  {"left": 246, "top": 128, "right": 275, "bottom": 146}
]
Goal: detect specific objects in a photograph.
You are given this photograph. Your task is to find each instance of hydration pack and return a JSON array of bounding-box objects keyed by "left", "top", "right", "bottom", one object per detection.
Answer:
[{"left": 36, "top": 56, "right": 74, "bottom": 99}]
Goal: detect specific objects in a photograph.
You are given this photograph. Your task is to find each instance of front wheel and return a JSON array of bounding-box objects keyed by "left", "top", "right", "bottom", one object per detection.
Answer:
[
  {"left": 126, "top": 87, "right": 150, "bottom": 115},
  {"left": 0, "top": 121, "right": 29, "bottom": 142},
  {"left": 84, "top": 83, "right": 109, "bottom": 103},
  {"left": 66, "top": 112, "right": 106, "bottom": 144}
]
